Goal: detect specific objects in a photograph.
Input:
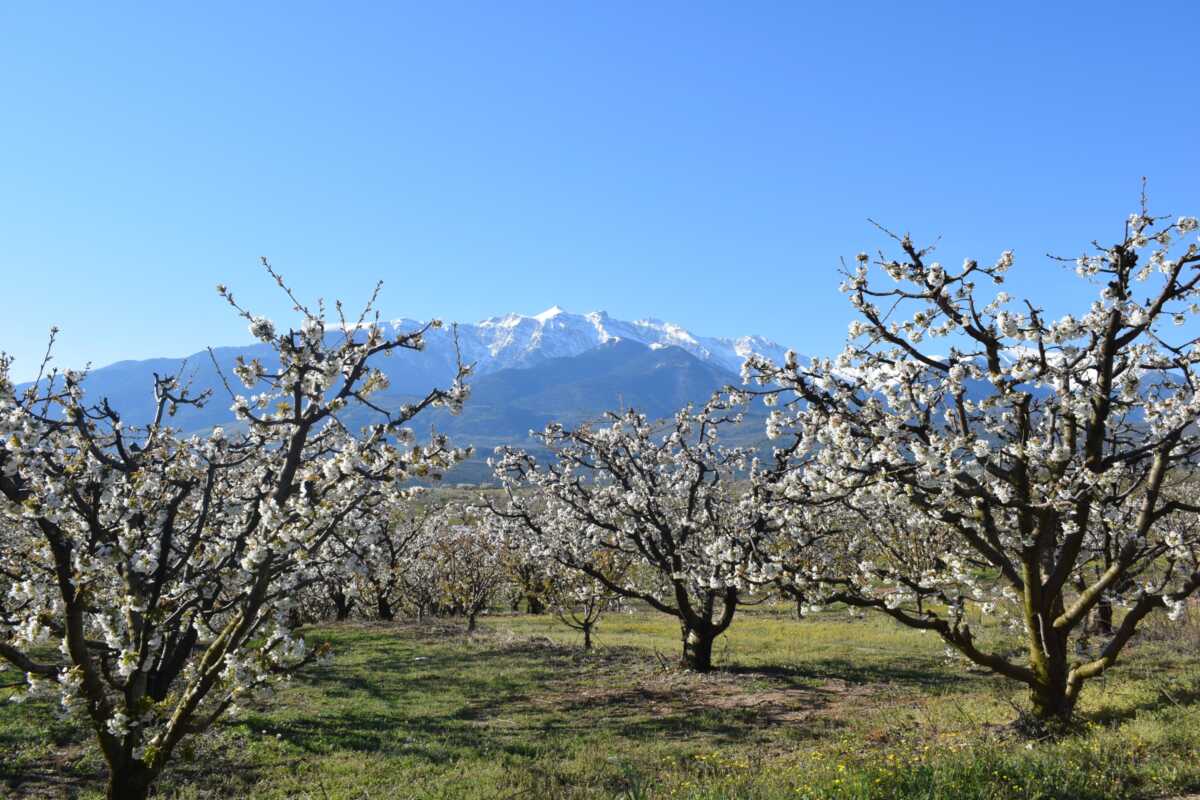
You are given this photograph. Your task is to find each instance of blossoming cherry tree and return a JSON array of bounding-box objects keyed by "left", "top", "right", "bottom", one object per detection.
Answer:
[
  {"left": 745, "top": 209, "right": 1200, "bottom": 722},
  {"left": 0, "top": 268, "right": 469, "bottom": 799}
]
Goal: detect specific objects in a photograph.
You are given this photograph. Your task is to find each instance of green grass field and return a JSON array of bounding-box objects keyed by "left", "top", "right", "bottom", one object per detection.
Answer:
[{"left": 3, "top": 607, "right": 1199, "bottom": 799}]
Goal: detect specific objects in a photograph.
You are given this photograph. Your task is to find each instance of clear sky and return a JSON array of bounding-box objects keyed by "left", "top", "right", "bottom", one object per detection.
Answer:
[{"left": 2, "top": 2, "right": 1198, "bottom": 381}]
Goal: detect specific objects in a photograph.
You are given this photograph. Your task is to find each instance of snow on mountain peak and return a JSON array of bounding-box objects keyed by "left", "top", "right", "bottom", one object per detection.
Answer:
[
  {"left": 384, "top": 307, "right": 790, "bottom": 377},
  {"left": 533, "top": 305, "right": 566, "bottom": 322}
]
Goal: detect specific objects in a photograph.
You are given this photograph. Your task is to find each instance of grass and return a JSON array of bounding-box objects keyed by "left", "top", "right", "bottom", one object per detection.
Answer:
[{"left": 2, "top": 606, "right": 1200, "bottom": 799}]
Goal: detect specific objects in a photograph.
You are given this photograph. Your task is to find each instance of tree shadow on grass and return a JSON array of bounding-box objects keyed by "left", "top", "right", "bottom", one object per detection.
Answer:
[
  {"left": 249, "top": 685, "right": 845, "bottom": 765},
  {"left": 1086, "top": 676, "right": 1200, "bottom": 727},
  {"left": 233, "top": 629, "right": 858, "bottom": 763},
  {"left": 0, "top": 735, "right": 262, "bottom": 800},
  {"left": 0, "top": 761, "right": 103, "bottom": 800},
  {"left": 293, "top": 635, "right": 556, "bottom": 702},
  {"left": 295, "top": 624, "right": 653, "bottom": 711},
  {"left": 244, "top": 706, "right": 571, "bottom": 765},
  {"left": 289, "top": 627, "right": 943, "bottom": 755},
  {"left": 726, "top": 657, "right": 976, "bottom": 691}
]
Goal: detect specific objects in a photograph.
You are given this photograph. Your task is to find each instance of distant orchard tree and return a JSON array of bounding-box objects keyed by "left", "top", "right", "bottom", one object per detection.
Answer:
[
  {"left": 745, "top": 206, "right": 1200, "bottom": 722},
  {"left": 0, "top": 267, "right": 469, "bottom": 800},
  {"left": 544, "top": 551, "right": 629, "bottom": 650},
  {"left": 328, "top": 491, "right": 439, "bottom": 621},
  {"left": 489, "top": 508, "right": 555, "bottom": 615},
  {"left": 490, "top": 507, "right": 629, "bottom": 648},
  {"left": 490, "top": 402, "right": 778, "bottom": 672},
  {"left": 427, "top": 504, "right": 508, "bottom": 632}
]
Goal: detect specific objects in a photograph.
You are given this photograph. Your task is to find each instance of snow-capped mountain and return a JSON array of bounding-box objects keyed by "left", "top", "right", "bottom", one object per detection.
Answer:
[
  {"left": 13, "top": 308, "right": 788, "bottom": 446},
  {"left": 383, "top": 306, "right": 789, "bottom": 375}
]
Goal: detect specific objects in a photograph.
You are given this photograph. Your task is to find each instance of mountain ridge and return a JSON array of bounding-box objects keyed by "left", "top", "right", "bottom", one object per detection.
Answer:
[
  {"left": 381, "top": 305, "right": 788, "bottom": 375},
  {"left": 12, "top": 310, "right": 784, "bottom": 479}
]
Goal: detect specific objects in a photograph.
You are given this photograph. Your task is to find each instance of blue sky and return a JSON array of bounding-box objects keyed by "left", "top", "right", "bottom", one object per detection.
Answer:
[{"left": 2, "top": 2, "right": 1198, "bottom": 381}]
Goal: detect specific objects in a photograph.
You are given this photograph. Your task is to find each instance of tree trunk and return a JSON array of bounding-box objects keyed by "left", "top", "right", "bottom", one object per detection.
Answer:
[
  {"left": 1028, "top": 626, "right": 1074, "bottom": 723},
  {"left": 106, "top": 762, "right": 154, "bottom": 800},
  {"left": 1095, "top": 600, "right": 1114, "bottom": 636},
  {"left": 377, "top": 595, "right": 394, "bottom": 622},
  {"left": 582, "top": 622, "right": 593, "bottom": 650},
  {"left": 526, "top": 594, "right": 546, "bottom": 615},
  {"left": 331, "top": 587, "right": 353, "bottom": 621},
  {"left": 466, "top": 613, "right": 477, "bottom": 632},
  {"left": 681, "top": 626, "right": 716, "bottom": 672},
  {"left": 1029, "top": 679, "right": 1076, "bottom": 722}
]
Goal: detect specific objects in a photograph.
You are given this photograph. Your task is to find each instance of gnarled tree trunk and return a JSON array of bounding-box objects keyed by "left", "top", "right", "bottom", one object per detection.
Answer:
[
  {"left": 377, "top": 595, "right": 394, "bottom": 621},
  {"left": 105, "top": 761, "right": 155, "bottom": 800},
  {"left": 526, "top": 593, "right": 546, "bottom": 614},
  {"left": 681, "top": 624, "right": 717, "bottom": 672},
  {"left": 331, "top": 585, "right": 354, "bottom": 621}
]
